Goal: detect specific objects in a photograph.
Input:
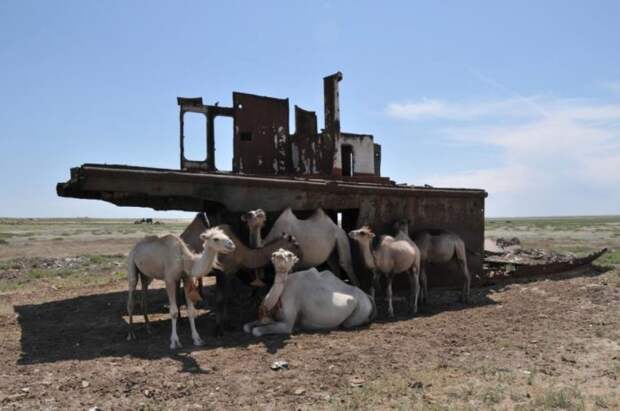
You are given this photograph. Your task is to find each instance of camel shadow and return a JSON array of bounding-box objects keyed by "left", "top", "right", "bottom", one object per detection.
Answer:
[
  {"left": 13, "top": 282, "right": 291, "bottom": 368},
  {"left": 14, "top": 265, "right": 604, "bottom": 369}
]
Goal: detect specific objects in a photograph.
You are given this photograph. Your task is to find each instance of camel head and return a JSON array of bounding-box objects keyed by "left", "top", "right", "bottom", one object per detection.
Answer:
[
  {"left": 348, "top": 226, "right": 376, "bottom": 243},
  {"left": 271, "top": 248, "right": 299, "bottom": 274},
  {"left": 241, "top": 209, "right": 267, "bottom": 231},
  {"left": 200, "top": 227, "right": 236, "bottom": 255},
  {"left": 393, "top": 218, "right": 410, "bottom": 235}
]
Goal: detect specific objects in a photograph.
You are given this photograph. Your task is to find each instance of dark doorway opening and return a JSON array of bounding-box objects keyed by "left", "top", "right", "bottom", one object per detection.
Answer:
[{"left": 341, "top": 144, "right": 354, "bottom": 176}]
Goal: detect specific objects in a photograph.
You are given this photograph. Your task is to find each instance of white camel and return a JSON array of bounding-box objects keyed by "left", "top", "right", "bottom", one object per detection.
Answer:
[
  {"left": 394, "top": 219, "right": 471, "bottom": 304},
  {"left": 243, "top": 208, "right": 360, "bottom": 287},
  {"left": 127, "top": 227, "right": 235, "bottom": 349},
  {"left": 349, "top": 226, "right": 421, "bottom": 317},
  {"left": 242, "top": 248, "right": 375, "bottom": 336}
]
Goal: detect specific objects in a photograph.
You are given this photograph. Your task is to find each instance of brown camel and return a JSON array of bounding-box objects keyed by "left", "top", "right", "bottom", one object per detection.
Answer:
[
  {"left": 349, "top": 226, "right": 421, "bottom": 317},
  {"left": 394, "top": 219, "right": 471, "bottom": 304}
]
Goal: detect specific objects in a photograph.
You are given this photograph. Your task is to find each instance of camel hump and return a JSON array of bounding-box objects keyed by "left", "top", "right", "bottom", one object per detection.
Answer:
[{"left": 310, "top": 208, "right": 326, "bottom": 220}]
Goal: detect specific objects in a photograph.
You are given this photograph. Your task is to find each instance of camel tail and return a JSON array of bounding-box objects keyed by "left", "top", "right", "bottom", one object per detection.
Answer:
[
  {"left": 465, "top": 247, "right": 480, "bottom": 257},
  {"left": 335, "top": 227, "right": 360, "bottom": 287}
]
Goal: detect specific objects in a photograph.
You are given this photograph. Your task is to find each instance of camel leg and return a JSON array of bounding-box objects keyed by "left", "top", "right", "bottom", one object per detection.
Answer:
[
  {"left": 251, "top": 320, "right": 294, "bottom": 337},
  {"left": 126, "top": 264, "right": 139, "bottom": 341},
  {"left": 386, "top": 274, "right": 395, "bottom": 318},
  {"left": 335, "top": 230, "right": 360, "bottom": 287},
  {"left": 369, "top": 270, "right": 381, "bottom": 302},
  {"left": 197, "top": 277, "right": 207, "bottom": 301},
  {"left": 407, "top": 267, "right": 420, "bottom": 315},
  {"left": 139, "top": 273, "right": 152, "bottom": 334},
  {"left": 214, "top": 270, "right": 229, "bottom": 337},
  {"left": 326, "top": 252, "right": 341, "bottom": 277},
  {"left": 420, "top": 265, "right": 428, "bottom": 305},
  {"left": 455, "top": 246, "right": 471, "bottom": 303},
  {"left": 183, "top": 278, "right": 204, "bottom": 346},
  {"left": 243, "top": 318, "right": 272, "bottom": 333},
  {"left": 165, "top": 279, "right": 182, "bottom": 349}
]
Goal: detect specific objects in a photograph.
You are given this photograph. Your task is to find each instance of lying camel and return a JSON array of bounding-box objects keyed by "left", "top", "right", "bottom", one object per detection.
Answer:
[
  {"left": 394, "top": 219, "right": 471, "bottom": 303},
  {"left": 349, "top": 226, "right": 421, "bottom": 317},
  {"left": 243, "top": 248, "right": 375, "bottom": 336},
  {"left": 242, "top": 208, "right": 360, "bottom": 287},
  {"left": 127, "top": 227, "right": 235, "bottom": 349},
  {"left": 180, "top": 214, "right": 301, "bottom": 334}
]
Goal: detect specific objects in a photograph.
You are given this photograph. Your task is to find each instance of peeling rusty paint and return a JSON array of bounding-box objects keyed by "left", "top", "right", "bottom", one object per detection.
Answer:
[{"left": 57, "top": 72, "right": 489, "bottom": 289}]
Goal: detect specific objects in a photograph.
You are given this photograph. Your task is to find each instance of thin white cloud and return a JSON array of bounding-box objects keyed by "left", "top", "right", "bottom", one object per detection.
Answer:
[
  {"left": 385, "top": 97, "right": 542, "bottom": 121},
  {"left": 602, "top": 81, "right": 620, "bottom": 94},
  {"left": 388, "top": 94, "right": 620, "bottom": 215}
]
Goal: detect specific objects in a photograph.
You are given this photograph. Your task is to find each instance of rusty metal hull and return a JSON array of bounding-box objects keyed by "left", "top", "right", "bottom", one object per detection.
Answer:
[{"left": 57, "top": 163, "right": 487, "bottom": 288}]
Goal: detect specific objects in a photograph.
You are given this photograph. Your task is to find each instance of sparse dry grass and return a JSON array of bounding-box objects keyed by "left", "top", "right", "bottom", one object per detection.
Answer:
[{"left": 0, "top": 216, "right": 618, "bottom": 409}]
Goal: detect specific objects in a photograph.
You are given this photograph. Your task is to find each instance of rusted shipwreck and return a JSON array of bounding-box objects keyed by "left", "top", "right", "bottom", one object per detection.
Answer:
[{"left": 57, "top": 72, "right": 488, "bottom": 287}]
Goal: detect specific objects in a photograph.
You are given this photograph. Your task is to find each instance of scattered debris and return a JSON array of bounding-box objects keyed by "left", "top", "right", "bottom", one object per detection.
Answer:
[
  {"left": 81, "top": 380, "right": 90, "bottom": 388},
  {"left": 484, "top": 236, "right": 607, "bottom": 280},
  {"left": 271, "top": 360, "right": 289, "bottom": 371},
  {"left": 293, "top": 388, "right": 306, "bottom": 396},
  {"left": 348, "top": 376, "right": 365, "bottom": 388},
  {"left": 408, "top": 381, "right": 424, "bottom": 390}
]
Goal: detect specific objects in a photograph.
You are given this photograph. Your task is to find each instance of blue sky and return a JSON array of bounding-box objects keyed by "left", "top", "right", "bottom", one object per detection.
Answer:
[{"left": 1, "top": 1, "right": 619, "bottom": 218}]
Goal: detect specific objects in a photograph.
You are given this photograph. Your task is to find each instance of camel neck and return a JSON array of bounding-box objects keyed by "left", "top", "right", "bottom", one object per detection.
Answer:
[
  {"left": 262, "top": 271, "right": 287, "bottom": 311},
  {"left": 358, "top": 241, "right": 376, "bottom": 270},
  {"left": 249, "top": 229, "right": 263, "bottom": 248},
  {"left": 189, "top": 248, "right": 217, "bottom": 278}
]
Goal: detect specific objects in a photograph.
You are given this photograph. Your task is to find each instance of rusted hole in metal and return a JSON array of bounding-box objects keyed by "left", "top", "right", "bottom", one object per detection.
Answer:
[{"left": 182, "top": 112, "right": 207, "bottom": 162}]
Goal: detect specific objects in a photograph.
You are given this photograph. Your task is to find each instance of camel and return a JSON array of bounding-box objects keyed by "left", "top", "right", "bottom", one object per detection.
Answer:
[
  {"left": 241, "top": 209, "right": 267, "bottom": 287},
  {"left": 242, "top": 208, "right": 360, "bottom": 287},
  {"left": 348, "top": 226, "right": 421, "bottom": 318},
  {"left": 180, "top": 214, "right": 301, "bottom": 334},
  {"left": 394, "top": 219, "right": 471, "bottom": 304},
  {"left": 126, "top": 227, "right": 235, "bottom": 349},
  {"left": 242, "top": 248, "right": 375, "bottom": 336}
]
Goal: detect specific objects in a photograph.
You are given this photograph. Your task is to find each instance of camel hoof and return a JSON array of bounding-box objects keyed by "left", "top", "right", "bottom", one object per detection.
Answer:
[
  {"left": 170, "top": 339, "right": 182, "bottom": 350},
  {"left": 193, "top": 337, "right": 205, "bottom": 347},
  {"left": 252, "top": 327, "right": 262, "bottom": 337}
]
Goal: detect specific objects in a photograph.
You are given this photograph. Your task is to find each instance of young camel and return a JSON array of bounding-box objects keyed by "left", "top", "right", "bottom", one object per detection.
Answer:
[
  {"left": 180, "top": 215, "right": 301, "bottom": 334},
  {"left": 242, "top": 249, "right": 375, "bottom": 336},
  {"left": 242, "top": 208, "right": 360, "bottom": 287},
  {"left": 127, "top": 227, "right": 235, "bottom": 349},
  {"left": 394, "top": 219, "right": 471, "bottom": 304},
  {"left": 349, "top": 226, "right": 421, "bottom": 318}
]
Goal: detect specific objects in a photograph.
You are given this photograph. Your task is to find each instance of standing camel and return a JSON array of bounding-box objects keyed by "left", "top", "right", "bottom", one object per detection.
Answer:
[
  {"left": 243, "top": 249, "right": 375, "bottom": 336},
  {"left": 241, "top": 209, "right": 267, "bottom": 287},
  {"left": 242, "top": 208, "right": 360, "bottom": 287},
  {"left": 127, "top": 227, "right": 235, "bottom": 349},
  {"left": 348, "top": 226, "right": 421, "bottom": 317},
  {"left": 394, "top": 219, "right": 471, "bottom": 304},
  {"left": 180, "top": 214, "right": 301, "bottom": 334}
]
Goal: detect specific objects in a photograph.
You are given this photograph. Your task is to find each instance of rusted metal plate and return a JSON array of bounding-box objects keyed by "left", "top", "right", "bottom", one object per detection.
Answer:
[
  {"left": 57, "top": 163, "right": 487, "bottom": 288},
  {"left": 290, "top": 106, "right": 336, "bottom": 175},
  {"left": 233, "top": 92, "right": 290, "bottom": 175}
]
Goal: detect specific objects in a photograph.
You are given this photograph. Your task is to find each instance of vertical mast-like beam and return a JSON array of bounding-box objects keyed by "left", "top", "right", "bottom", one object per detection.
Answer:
[{"left": 324, "top": 71, "right": 343, "bottom": 176}]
